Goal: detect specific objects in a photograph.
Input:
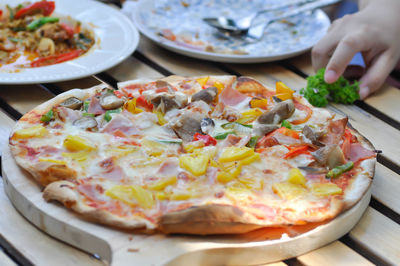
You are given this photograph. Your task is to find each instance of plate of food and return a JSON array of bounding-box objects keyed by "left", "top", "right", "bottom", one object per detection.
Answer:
[
  {"left": 132, "top": 0, "right": 331, "bottom": 63},
  {"left": 0, "top": 0, "right": 139, "bottom": 84}
]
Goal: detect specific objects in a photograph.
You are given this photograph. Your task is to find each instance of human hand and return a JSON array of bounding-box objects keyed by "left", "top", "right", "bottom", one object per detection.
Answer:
[{"left": 311, "top": 0, "right": 400, "bottom": 99}]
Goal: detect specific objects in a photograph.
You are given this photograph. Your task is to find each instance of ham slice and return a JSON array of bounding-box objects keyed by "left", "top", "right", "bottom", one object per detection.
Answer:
[
  {"left": 88, "top": 96, "right": 105, "bottom": 115},
  {"left": 55, "top": 106, "right": 81, "bottom": 122},
  {"left": 347, "top": 143, "right": 376, "bottom": 162},
  {"left": 100, "top": 166, "right": 125, "bottom": 181},
  {"left": 157, "top": 159, "right": 179, "bottom": 177},
  {"left": 101, "top": 114, "right": 141, "bottom": 136},
  {"left": 218, "top": 84, "right": 251, "bottom": 106},
  {"left": 320, "top": 117, "right": 348, "bottom": 145}
]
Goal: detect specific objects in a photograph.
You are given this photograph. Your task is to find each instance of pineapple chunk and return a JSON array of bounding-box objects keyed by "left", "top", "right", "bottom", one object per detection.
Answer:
[
  {"left": 218, "top": 146, "right": 254, "bottom": 163},
  {"left": 272, "top": 182, "right": 307, "bottom": 200},
  {"left": 250, "top": 98, "right": 268, "bottom": 109},
  {"left": 141, "top": 139, "right": 166, "bottom": 157},
  {"left": 154, "top": 191, "right": 168, "bottom": 200},
  {"left": 105, "top": 185, "right": 154, "bottom": 209},
  {"left": 238, "top": 177, "right": 264, "bottom": 190},
  {"left": 225, "top": 186, "right": 253, "bottom": 203},
  {"left": 179, "top": 154, "right": 209, "bottom": 176},
  {"left": 148, "top": 176, "right": 177, "bottom": 191},
  {"left": 217, "top": 171, "right": 234, "bottom": 183},
  {"left": 63, "top": 135, "right": 95, "bottom": 152},
  {"left": 311, "top": 183, "right": 343, "bottom": 197},
  {"left": 287, "top": 168, "right": 307, "bottom": 186},
  {"left": 13, "top": 125, "right": 47, "bottom": 139},
  {"left": 62, "top": 151, "right": 90, "bottom": 162},
  {"left": 170, "top": 193, "right": 192, "bottom": 201},
  {"left": 240, "top": 153, "right": 260, "bottom": 166},
  {"left": 38, "top": 158, "right": 66, "bottom": 164},
  {"left": 183, "top": 141, "right": 204, "bottom": 153}
]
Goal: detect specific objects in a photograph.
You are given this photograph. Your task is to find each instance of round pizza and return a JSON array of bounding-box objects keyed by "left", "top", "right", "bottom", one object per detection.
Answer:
[{"left": 9, "top": 75, "right": 376, "bottom": 235}]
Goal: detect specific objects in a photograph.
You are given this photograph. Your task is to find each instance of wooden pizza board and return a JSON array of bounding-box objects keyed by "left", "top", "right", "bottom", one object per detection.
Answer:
[{"left": 2, "top": 145, "right": 371, "bottom": 266}]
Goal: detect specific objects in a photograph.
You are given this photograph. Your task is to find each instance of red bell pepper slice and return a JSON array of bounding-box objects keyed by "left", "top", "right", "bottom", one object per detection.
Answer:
[
  {"left": 14, "top": 1, "right": 55, "bottom": 19},
  {"left": 283, "top": 145, "right": 309, "bottom": 159},
  {"left": 31, "top": 50, "right": 83, "bottom": 67},
  {"left": 135, "top": 95, "right": 154, "bottom": 111},
  {"left": 276, "top": 127, "right": 300, "bottom": 139},
  {"left": 193, "top": 133, "right": 217, "bottom": 146}
]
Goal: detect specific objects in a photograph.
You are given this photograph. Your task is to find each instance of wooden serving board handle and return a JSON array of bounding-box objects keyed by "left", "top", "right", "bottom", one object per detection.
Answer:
[{"left": 2, "top": 145, "right": 371, "bottom": 266}]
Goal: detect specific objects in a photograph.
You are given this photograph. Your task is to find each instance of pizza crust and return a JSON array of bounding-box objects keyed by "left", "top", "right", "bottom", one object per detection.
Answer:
[{"left": 43, "top": 180, "right": 156, "bottom": 230}]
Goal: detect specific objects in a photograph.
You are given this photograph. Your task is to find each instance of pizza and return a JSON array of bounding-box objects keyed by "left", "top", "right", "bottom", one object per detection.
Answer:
[
  {"left": 0, "top": 1, "right": 94, "bottom": 70},
  {"left": 8, "top": 75, "right": 376, "bottom": 235}
]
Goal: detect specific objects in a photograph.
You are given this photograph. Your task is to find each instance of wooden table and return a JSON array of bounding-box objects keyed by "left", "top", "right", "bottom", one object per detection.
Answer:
[{"left": 0, "top": 34, "right": 400, "bottom": 265}]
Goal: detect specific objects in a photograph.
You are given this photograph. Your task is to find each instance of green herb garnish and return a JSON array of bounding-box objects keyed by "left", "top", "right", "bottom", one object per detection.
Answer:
[
  {"left": 83, "top": 100, "right": 90, "bottom": 112},
  {"left": 6, "top": 5, "right": 14, "bottom": 20},
  {"left": 27, "top": 17, "right": 59, "bottom": 31},
  {"left": 300, "top": 68, "right": 360, "bottom": 107},
  {"left": 7, "top": 37, "right": 23, "bottom": 43},
  {"left": 281, "top": 120, "right": 292, "bottom": 129},
  {"left": 214, "top": 131, "right": 236, "bottom": 140},
  {"left": 246, "top": 136, "right": 259, "bottom": 148}
]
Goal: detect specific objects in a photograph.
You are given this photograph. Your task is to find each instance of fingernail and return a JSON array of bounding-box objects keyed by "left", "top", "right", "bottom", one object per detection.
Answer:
[
  {"left": 359, "top": 86, "right": 370, "bottom": 99},
  {"left": 324, "top": 70, "right": 337, "bottom": 84}
]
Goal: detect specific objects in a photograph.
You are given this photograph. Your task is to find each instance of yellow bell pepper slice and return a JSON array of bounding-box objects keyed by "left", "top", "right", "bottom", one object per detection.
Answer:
[
  {"left": 236, "top": 108, "right": 263, "bottom": 124},
  {"left": 287, "top": 168, "right": 307, "bottom": 186},
  {"left": 272, "top": 182, "right": 307, "bottom": 200},
  {"left": 311, "top": 183, "right": 342, "bottom": 197},
  {"left": 153, "top": 110, "right": 167, "bottom": 125},
  {"left": 148, "top": 176, "right": 177, "bottom": 191},
  {"left": 63, "top": 135, "right": 95, "bottom": 152},
  {"left": 218, "top": 146, "right": 254, "bottom": 163},
  {"left": 274, "top": 93, "right": 293, "bottom": 101},
  {"left": 124, "top": 99, "right": 143, "bottom": 114},
  {"left": 105, "top": 185, "right": 154, "bottom": 209},
  {"left": 250, "top": 98, "right": 268, "bottom": 109},
  {"left": 196, "top": 76, "right": 209, "bottom": 87},
  {"left": 179, "top": 154, "right": 209, "bottom": 176},
  {"left": 13, "top": 125, "right": 47, "bottom": 139},
  {"left": 276, "top": 81, "right": 294, "bottom": 94},
  {"left": 213, "top": 81, "right": 225, "bottom": 94}
]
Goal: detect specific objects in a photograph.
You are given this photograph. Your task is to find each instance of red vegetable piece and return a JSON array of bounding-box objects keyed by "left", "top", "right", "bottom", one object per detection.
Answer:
[
  {"left": 60, "top": 23, "right": 75, "bottom": 38},
  {"left": 193, "top": 133, "right": 217, "bottom": 146},
  {"left": 14, "top": 1, "right": 55, "bottom": 19},
  {"left": 136, "top": 95, "right": 153, "bottom": 111},
  {"left": 31, "top": 50, "right": 83, "bottom": 67},
  {"left": 283, "top": 145, "right": 309, "bottom": 159}
]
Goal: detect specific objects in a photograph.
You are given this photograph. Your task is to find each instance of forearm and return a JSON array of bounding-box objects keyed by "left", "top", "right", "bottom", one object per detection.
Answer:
[{"left": 358, "top": 0, "right": 400, "bottom": 10}]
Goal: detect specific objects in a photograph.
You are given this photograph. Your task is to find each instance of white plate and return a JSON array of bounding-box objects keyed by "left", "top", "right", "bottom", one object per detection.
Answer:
[
  {"left": 0, "top": 0, "right": 139, "bottom": 84},
  {"left": 132, "top": 0, "right": 330, "bottom": 63}
]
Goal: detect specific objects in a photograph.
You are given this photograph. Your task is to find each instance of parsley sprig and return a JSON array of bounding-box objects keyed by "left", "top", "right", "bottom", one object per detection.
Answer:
[{"left": 300, "top": 68, "right": 360, "bottom": 107}]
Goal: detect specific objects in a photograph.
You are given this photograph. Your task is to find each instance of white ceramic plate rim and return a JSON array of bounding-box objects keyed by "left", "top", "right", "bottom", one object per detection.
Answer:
[
  {"left": 132, "top": 0, "right": 330, "bottom": 63},
  {"left": 0, "top": 0, "right": 139, "bottom": 84}
]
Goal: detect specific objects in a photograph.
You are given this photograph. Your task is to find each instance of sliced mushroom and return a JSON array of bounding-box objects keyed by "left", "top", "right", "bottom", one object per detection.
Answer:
[
  {"left": 272, "top": 96, "right": 283, "bottom": 103},
  {"left": 257, "top": 100, "right": 295, "bottom": 124},
  {"left": 302, "top": 125, "right": 325, "bottom": 146},
  {"left": 252, "top": 124, "right": 279, "bottom": 136},
  {"left": 311, "top": 144, "right": 345, "bottom": 169},
  {"left": 171, "top": 113, "right": 204, "bottom": 142},
  {"left": 59, "top": 97, "right": 83, "bottom": 110},
  {"left": 72, "top": 116, "right": 98, "bottom": 130},
  {"left": 100, "top": 93, "right": 124, "bottom": 110},
  {"left": 151, "top": 95, "right": 179, "bottom": 113},
  {"left": 200, "top": 118, "right": 215, "bottom": 134},
  {"left": 155, "top": 80, "right": 173, "bottom": 92},
  {"left": 191, "top": 87, "right": 218, "bottom": 104}
]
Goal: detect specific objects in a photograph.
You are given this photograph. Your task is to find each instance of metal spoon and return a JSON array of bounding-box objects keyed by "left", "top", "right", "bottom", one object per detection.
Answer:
[{"left": 204, "top": 0, "right": 340, "bottom": 36}]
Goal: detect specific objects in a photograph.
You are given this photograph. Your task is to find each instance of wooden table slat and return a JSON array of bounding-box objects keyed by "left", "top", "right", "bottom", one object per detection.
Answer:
[
  {"left": 349, "top": 208, "right": 400, "bottom": 265},
  {"left": 107, "top": 56, "right": 163, "bottom": 82},
  {"left": 0, "top": 179, "right": 103, "bottom": 266},
  {"left": 373, "top": 164, "right": 400, "bottom": 214},
  {"left": 0, "top": 249, "right": 17, "bottom": 266},
  {"left": 0, "top": 110, "right": 15, "bottom": 156},
  {"left": 297, "top": 241, "right": 373, "bottom": 266}
]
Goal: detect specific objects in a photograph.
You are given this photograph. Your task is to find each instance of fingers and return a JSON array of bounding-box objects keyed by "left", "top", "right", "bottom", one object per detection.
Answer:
[
  {"left": 324, "top": 34, "right": 367, "bottom": 83},
  {"left": 311, "top": 33, "right": 339, "bottom": 72},
  {"left": 359, "top": 50, "right": 397, "bottom": 99}
]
